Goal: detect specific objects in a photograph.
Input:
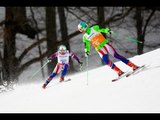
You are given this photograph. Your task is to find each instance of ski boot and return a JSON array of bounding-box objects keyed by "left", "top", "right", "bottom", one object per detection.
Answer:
[
  {"left": 112, "top": 66, "right": 126, "bottom": 82},
  {"left": 113, "top": 66, "right": 124, "bottom": 77},
  {"left": 59, "top": 76, "right": 64, "bottom": 82},
  {"left": 42, "top": 83, "right": 47, "bottom": 89},
  {"left": 127, "top": 61, "right": 139, "bottom": 71}
]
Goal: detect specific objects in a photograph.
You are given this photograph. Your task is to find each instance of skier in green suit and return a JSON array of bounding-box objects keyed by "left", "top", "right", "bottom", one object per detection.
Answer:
[{"left": 78, "top": 21, "right": 139, "bottom": 77}]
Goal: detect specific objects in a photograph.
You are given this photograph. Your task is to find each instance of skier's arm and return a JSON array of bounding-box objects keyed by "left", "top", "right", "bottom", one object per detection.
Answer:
[
  {"left": 93, "top": 25, "right": 111, "bottom": 34},
  {"left": 70, "top": 52, "right": 83, "bottom": 70},
  {"left": 49, "top": 52, "right": 58, "bottom": 60},
  {"left": 69, "top": 52, "right": 81, "bottom": 63},
  {"left": 83, "top": 36, "right": 90, "bottom": 53}
]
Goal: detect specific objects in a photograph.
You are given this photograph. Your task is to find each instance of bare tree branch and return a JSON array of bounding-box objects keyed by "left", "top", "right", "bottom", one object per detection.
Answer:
[
  {"left": 65, "top": 7, "right": 85, "bottom": 21},
  {"left": 18, "top": 38, "right": 46, "bottom": 62},
  {"left": 0, "top": 20, "right": 5, "bottom": 27},
  {"left": 142, "top": 9, "right": 156, "bottom": 37},
  {"left": 77, "top": 7, "right": 97, "bottom": 22},
  {"left": 30, "top": 7, "right": 45, "bottom": 79},
  {"left": 18, "top": 51, "right": 48, "bottom": 75},
  {"left": 103, "top": 7, "right": 134, "bottom": 25}
]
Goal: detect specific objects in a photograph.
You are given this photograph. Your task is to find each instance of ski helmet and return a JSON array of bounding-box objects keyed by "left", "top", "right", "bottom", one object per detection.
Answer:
[
  {"left": 78, "top": 21, "right": 88, "bottom": 32},
  {"left": 58, "top": 45, "right": 67, "bottom": 54}
]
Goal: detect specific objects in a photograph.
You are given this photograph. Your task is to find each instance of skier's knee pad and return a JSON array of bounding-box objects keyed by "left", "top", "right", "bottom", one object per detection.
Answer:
[
  {"left": 49, "top": 73, "right": 57, "bottom": 78},
  {"left": 61, "top": 64, "right": 69, "bottom": 76},
  {"left": 102, "top": 54, "right": 109, "bottom": 64},
  {"left": 114, "top": 52, "right": 129, "bottom": 64}
]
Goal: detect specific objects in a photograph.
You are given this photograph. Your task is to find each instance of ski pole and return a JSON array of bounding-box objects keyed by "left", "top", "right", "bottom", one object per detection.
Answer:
[
  {"left": 125, "top": 37, "right": 143, "bottom": 44},
  {"left": 111, "top": 31, "right": 143, "bottom": 44},
  {"left": 86, "top": 56, "right": 89, "bottom": 86},
  {"left": 79, "top": 63, "right": 83, "bottom": 72},
  {"left": 31, "top": 60, "right": 49, "bottom": 79}
]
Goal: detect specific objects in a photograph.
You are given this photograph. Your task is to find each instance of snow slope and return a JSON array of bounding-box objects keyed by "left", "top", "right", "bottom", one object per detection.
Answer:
[{"left": 0, "top": 48, "right": 160, "bottom": 113}]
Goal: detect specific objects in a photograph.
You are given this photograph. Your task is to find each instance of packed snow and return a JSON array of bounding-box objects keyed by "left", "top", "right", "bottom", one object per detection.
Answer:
[{"left": 0, "top": 49, "right": 160, "bottom": 113}]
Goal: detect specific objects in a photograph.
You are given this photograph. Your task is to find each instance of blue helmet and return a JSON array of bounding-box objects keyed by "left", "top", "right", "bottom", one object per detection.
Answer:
[{"left": 78, "top": 21, "right": 88, "bottom": 32}]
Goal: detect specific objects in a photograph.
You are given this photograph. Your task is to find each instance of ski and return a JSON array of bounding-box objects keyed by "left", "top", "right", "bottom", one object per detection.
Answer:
[
  {"left": 126, "top": 65, "right": 146, "bottom": 77},
  {"left": 44, "top": 78, "right": 71, "bottom": 89},
  {"left": 61, "top": 78, "right": 71, "bottom": 82},
  {"left": 112, "top": 71, "right": 130, "bottom": 82}
]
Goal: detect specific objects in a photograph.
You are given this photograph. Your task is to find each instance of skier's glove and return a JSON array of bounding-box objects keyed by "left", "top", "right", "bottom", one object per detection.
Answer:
[
  {"left": 47, "top": 58, "right": 52, "bottom": 63},
  {"left": 109, "top": 30, "right": 114, "bottom": 34},
  {"left": 79, "top": 61, "right": 83, "bottom": 71},
  {"left": 79, "top": 61, "right": 83, "bottom": 66},
  {"left": 85, "top": 52, "right": 90, "bottom": 58}
]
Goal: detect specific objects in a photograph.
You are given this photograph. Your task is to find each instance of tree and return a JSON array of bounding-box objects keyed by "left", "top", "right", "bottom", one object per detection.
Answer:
[
  {"left": 135, "top": 7, "right": 156, "bottom": 54},
  {"left": 46, "top": 7, "right": 57, "bottom": 75},
  {"left": 2, "top": 7, "right": 37, "bottom": 85},
  {"left": 57, "top": 7, "right": 75, "bottom": 73},
  {"left": 30, "top": 7, "right": 45, "bottom": 79}
]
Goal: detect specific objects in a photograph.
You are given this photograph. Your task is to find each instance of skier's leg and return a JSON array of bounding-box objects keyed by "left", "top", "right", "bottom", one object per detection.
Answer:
[
  {"left": 102, "top": 54, "right": 124, "bottom": 76},
  {"left": 60, "top": 64, "right": 69, "bottom": 82},
  {"left": 42, "top": 63, "right": 61, "bottom": 88},
  {"left": 106, "top": 43, "right": 139, "bottom": 70},
  {"left": 98, "top": 48, "right": 124, "bottom": 76}
]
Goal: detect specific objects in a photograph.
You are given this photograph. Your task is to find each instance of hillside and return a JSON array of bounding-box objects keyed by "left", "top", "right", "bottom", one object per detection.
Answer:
[{"left": 0, "top": 48, "right": 160, "bottom": 113}]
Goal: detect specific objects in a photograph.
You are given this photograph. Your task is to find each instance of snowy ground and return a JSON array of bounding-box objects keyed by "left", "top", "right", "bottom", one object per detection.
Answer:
[{"left": 0, "top": 48, "right": 160, "bottom": 113}]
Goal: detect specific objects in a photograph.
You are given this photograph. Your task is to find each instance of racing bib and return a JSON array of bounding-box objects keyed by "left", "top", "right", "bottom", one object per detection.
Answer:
[{"left": 84, "top": 28, "right": 106, "bottom": 48}]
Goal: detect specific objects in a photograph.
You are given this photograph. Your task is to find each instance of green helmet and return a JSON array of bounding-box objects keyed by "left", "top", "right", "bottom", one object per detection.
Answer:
[{"left": 78, "top": 21, "right": 88, "bottom": 32}]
